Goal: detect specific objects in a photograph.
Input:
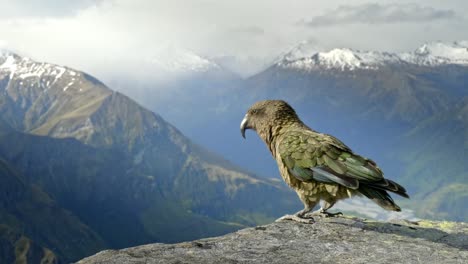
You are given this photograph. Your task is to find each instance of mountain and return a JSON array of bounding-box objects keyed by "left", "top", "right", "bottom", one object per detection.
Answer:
[
  {"left": 397, "top": 97, "right": 468, "bottom": 221},
  {"left": 0, "top": 51, "right": 298, "bottom": 262},
  {"left": 277, "top": 40, "right": 468, "bottom": 71},
  {"left": 0, "top": 154, "right": 106, "bottom": 264},
  {"left": 110, "top": 40, "right": 467, "bottom": 222},
  {"left": 104, "top": 46, "right": 243, "bottom": 137},
  {"left": 253, "top": 42, "right": 468, "bottom": 124},
  {"left": 144, "top": 44, "right": 222, "bottom": 75},
  {"left": 243, "top": 41, "right": 468, "bottom": 221},
  {"left": 400, "top": 41, "right": 468, "bottom": 66}
]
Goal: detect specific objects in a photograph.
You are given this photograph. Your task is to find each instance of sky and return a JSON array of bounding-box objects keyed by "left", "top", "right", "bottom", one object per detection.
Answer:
[{"left": 0, "top": 0, "right": 467, "bottom": 77}]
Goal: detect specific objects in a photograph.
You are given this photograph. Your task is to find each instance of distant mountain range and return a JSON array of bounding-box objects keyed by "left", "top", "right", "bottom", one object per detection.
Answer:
[
  {"left": 0, "top": 51, "right": 298, "bottom": 263},
  {"left": 278, "top": 41, "right": 468, "bottom": 70},
  {"left": 109, "top": 40, "right": 467, "bottom": 223},
  {"left": 148, "top": 45, "right": 221, "bottom": 73},
  {"left": 246, "top": 41, "right": 467, "bottom": 221}
]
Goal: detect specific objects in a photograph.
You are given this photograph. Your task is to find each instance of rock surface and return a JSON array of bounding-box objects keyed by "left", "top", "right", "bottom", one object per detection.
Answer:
[{"left": 77, "top": 216, "right": 467, "bottom": 264}]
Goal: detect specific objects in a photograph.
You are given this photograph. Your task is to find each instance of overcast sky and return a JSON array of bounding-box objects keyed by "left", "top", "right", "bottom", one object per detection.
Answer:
[{"left": 1, "top": 0, "right": 467, "bottom": 77}]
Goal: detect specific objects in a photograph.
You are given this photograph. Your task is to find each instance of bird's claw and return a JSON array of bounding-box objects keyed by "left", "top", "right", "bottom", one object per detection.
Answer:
[
  {"left": 306, "top": 211, "right": 343, "bottom": 218},
  {"left": 275, "top": 214, "right": 315, "bottom": 224}
]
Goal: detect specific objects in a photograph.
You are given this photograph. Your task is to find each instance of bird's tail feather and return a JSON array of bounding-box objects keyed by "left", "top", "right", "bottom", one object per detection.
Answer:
[
  {"left": 366, "top": 179, "right": 410, "bottom": 199},
  {"left": 358, "top": 185, "right": 402, "bottom": 211}
]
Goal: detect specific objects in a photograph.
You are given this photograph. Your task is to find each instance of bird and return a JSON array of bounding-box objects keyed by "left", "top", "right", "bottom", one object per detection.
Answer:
[{"left": 240, "top": 100, "right": 409, "bottom": 223}]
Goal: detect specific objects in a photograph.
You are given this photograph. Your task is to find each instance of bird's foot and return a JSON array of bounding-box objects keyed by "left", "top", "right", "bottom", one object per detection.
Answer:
[
  {"left": 275, "top": 214, "right": 315, "bottom": 224},
  {"left": 306, "top": 210, "right": 343, "bottom": 218}
]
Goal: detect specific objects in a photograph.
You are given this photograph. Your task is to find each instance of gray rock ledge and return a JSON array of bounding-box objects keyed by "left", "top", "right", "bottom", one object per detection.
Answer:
[{"left": 77, "top": 216, "right": 468, "bottom": 264}]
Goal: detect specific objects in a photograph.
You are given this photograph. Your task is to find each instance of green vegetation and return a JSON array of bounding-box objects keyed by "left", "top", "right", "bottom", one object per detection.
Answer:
[
  {"left": 397, "top": 100, "right": 468, "bottom": 221},
  {"left": 0, "top": 159, "right": 107, "bottom": 263},
  {"left": 415, "top": 184, "right": 468, "bottom": 221}
]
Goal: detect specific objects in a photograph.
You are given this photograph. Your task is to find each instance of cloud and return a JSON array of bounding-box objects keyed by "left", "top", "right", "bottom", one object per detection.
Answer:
[
  {"left": 227, "top": 26, "right": 265, "bottom": 36},
  {"left": 0, "top": 0, "right": 467, "bottom": 78},
  {"left": 0, "top": 40, "right": 7, "bottom": 48},
  {"left": 299, "top": 3, "right": 457, "bottom": 27},
  {"left": 0, "top": 0, "right": 103, "bottom": 18}
]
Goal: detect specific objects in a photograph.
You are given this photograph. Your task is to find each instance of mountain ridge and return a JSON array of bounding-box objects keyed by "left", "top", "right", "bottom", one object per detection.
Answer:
[
  {"left": 278, "top": 41, "right": 468, "bottom": 71},
  {"left": 0, "top": 51, "right": 299, "bottom": 263}
]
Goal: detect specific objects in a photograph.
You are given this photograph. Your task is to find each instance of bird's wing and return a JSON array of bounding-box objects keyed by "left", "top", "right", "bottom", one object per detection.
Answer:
[{"left": 278, "top": 130, "right": 406, "bottom": 194}]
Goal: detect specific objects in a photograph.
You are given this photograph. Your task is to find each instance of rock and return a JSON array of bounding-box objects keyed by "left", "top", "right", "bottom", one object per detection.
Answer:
[{"left": 77, "top": 216, "right": 468, "bottom": 264}]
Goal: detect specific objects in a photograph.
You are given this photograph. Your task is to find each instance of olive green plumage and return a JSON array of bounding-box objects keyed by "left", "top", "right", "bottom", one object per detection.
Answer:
[{"left": 240, "top": 100, "right": 409, "bottom": 220}]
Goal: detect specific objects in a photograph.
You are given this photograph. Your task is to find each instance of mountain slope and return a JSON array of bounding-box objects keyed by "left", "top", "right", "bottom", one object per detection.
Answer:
[
  {"left": 397, "top": 97, "right": 468, "bottom": 221},
  {"left": 0, "top": 156, "right": 107, "bottom": 263},
  {"left": 97, "top": 45, "right": 243, "bottom": 141},
  {"left": 0, "top": 51, "right": 298, "bottom": 261},
  {"left": 106, "top": 65, "right": 242, "bottom": 138}
]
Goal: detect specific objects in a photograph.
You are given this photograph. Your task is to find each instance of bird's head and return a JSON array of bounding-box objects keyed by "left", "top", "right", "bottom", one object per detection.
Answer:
[{"left": 240, "top": 100, "right": 299, "bottom": 139}]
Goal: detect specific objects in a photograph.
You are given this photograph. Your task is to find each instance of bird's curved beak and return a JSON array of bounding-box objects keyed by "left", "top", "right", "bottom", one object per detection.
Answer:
[{"left": 240, "top": 114, "right": 249, "bottom": 139}]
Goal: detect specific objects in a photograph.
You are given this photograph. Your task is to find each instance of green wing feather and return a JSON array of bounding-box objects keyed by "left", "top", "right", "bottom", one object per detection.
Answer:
[{"left": 279, "top": 130, "right": 408, "bottom": 198}]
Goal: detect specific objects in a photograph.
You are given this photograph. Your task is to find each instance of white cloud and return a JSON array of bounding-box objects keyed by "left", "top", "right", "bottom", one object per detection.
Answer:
[
  {"left": 0, "top": 0, "right": 467, "bottom": 78},
  {"left": 299, "top": 3, "right": 457, "bottom": 27},
  {"left": 0, "top": 0, "right": 103, "bottom": 18},
  {"left": 227, "top": 26, "right": 265, "bottom": 36},
  {"left": 0, "top": 40, "right": 7, "bottom": 49}
]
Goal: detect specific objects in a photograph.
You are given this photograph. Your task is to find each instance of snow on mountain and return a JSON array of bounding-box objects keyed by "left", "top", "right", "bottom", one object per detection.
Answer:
[
  {"left": 400, "top": 41, "right": 468, "bottom": 66},
  {"left": 146, "top": 45, "right": 220, "bottom": 74},
  {"left": 0, "top": 51, "right": 82, "bottom": 91},
  {"left": 279, "top": 40, "right": 321, "bottom": 62},
  {"left": 1, "top": 45, "right": 223, "bottom": 88},
  {"left": 278, "top": 41, "right": 468, "bottom": 71},
  {"left": 279, "top": 48, "right": 402, "bottom": 71}
]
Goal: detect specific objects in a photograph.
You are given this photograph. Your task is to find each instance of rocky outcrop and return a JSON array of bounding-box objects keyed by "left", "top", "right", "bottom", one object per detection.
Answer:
[{"left": 78, "top": 216, "right": 467, "bottom": 264}]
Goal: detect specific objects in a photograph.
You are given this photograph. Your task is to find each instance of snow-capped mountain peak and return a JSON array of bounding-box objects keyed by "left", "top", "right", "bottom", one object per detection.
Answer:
[
  {"left": 278, "top": 41, "right": 468, "bottom": 71},
  {"left": 146, "top": 45, "right": 220, "bottom": 73},
  {"left": 315, "top": 48, "right": 369, "bottom": 70},
  {"left": 400, "top": 41, "right": 468, "bottom": 66},
  {"left": 280, "top": 40, "right": 321, "bottom": 62},
  {"left": 0, "top": 51, "right": 82, "bottom": 92},
  {"left": 279, "top": 48, "right": 401, "bottom": 71}
]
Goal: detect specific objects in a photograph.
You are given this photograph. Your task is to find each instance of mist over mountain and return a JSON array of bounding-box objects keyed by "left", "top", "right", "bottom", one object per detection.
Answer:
[
  {"left": 100, "top": 46, "right": 244, "bottom": 136},
  {"left": 0, "top": 51, "right": 298, "bottom": 263}
]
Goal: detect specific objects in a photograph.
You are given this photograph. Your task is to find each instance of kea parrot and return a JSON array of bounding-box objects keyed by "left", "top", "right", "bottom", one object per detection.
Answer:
[{"left": 240, "top": 100, "right": 409, "bottom": 223}]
